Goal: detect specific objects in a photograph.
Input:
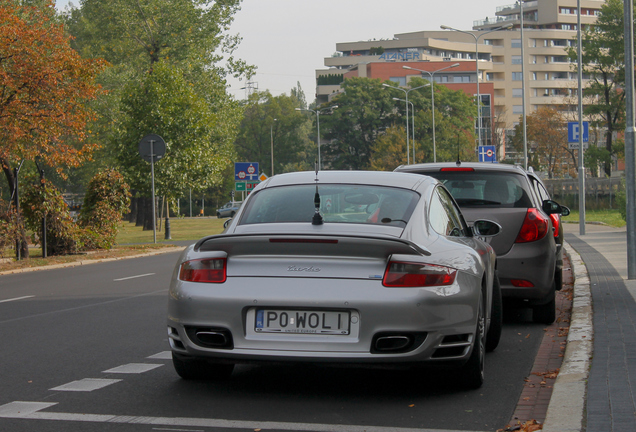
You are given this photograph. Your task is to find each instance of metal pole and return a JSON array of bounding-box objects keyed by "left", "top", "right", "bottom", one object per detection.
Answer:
[
  {"left": 624, "top": 0, "right": 636, "bottom": 278},
  {"left": 13, "top": 167, "right": 20, "bottom": 260},
  {"left": 271, "top": 123, "right": 275, "bottom": 176},
  {"left": 475, "top": 40, "right": 481, "bottom": 149},
  {"left": 521, "top": 0, "right": 528, "bottom": 170},
  {"left": 411, "top": 101, "right": 416, "bottom": 163},
  {"left": 40, "top": 170, "right": 46, "bottom": 258},
  {"left": 431, "top": 81, "right": 437, "bottom": 162},
  {"left": 405, "top": 95, "right": 410, "bottom": 164},
  {"left": 150, "top": 140, "right": 157, "bottom": 244},
  {"left": 578, "top": 0, "right": 586, "bottom": 236},
  {"left": 189, "top": 188, "right": 192, "bottom": 218},
  {"left": 316, "top": 111, "right": 321, "bottom": 170}
]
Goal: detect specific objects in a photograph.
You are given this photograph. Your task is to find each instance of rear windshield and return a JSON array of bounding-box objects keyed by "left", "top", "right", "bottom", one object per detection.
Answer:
[
  {"left": 239, "top": 184, "right": 420, "bottom": 226},
  {"left": 425, "top": 172, "right": 533, "bottom": 208}
]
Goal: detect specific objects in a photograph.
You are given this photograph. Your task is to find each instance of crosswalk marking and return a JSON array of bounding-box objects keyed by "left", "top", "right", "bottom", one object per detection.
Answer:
[
  {"left": 50, "top": 378, "right": 122, "bottom": 392},
  {"left": 148, "top": 351, "right": 172, "bottom": 360},
  {"left": 103, "top": 363, "right": 163, "bottom": 374},
  {"left": 0, "top": 401, "right": 484, "bottom": 432}
]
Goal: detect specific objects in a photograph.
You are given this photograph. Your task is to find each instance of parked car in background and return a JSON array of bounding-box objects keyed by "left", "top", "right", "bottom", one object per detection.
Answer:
[
  {"left": 216, "top": 201, "right": 242, "bottom": 218},
  {"left": 395, "top": 162, "right": 569, "bottom": 324},
  {"left": 525, "top": 168, "right": 570, "bottom": 291},
  {"left": 168, "top": 171, "right": 502, "bottom": 389}
]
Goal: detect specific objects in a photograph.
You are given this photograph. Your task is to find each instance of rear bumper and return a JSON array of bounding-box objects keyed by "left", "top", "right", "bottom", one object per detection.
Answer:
[{"left": 497, "top": 238, "right": 556, "bottom": 305}]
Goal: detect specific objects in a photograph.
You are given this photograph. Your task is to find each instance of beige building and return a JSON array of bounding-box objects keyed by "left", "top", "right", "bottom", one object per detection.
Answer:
[{"left": 316, "top": 0, "right": 605, "bottom": 156}]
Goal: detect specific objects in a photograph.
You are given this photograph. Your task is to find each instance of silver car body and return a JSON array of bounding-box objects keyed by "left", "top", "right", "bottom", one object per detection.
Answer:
[{"left": 168, "top": 171, "right": 498, "bottom": 385}]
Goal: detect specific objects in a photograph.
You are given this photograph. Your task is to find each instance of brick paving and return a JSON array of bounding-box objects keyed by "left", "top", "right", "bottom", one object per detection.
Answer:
[{"left": 506, "top": 253, "right": 574, "bottom": 428}]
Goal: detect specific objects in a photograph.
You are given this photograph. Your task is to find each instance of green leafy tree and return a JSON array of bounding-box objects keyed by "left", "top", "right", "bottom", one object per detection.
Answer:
[
  {"left": 370, "top": 125, "right": 412, "bottom": 170},
  {"left": 566, "top": 0, "right": 632, "bottom": 177},
  {"left": 320, "top": 77, "right": 399, "bottom": 170},
  {"left": 116, "top": 62, "right": 238, "bottom": 224},
  {"left": 235, "top": 90, "right": 313, "bottom": 176}
]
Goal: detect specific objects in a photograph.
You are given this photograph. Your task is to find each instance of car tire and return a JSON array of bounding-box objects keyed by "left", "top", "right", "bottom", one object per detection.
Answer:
[
  {"left": 486, "top": 272, "right": 502, "bottom": 352},
  {"left": 216, "top": 213, "right": 221, "bottom": 218},
  {"left": 172, "top": 353, "right": 234, "bottom": 380},
  {"left": 230, "top": 211, "right": 235, "bottom": 217},
  {"left": 460, "top": 291, "right": 485, "bottom": 389},
  {"left": 554, "top": 268, "right": 563, "bottom": 291},
  {"left": 532, "top": 283, "right": 556, "bottom": 324}
]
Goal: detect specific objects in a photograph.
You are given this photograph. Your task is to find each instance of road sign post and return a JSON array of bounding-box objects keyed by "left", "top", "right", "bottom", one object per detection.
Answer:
[{"left": 139, "top": 134, "right": 166, "bottom": 244}]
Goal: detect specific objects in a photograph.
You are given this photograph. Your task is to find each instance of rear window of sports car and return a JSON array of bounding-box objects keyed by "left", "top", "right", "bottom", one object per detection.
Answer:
[
  {"left": 239, "top": 184, "right": 420, "bottom": 226},
  {"left": 425, "top": 172, "right": 533, "bottom": 208}
]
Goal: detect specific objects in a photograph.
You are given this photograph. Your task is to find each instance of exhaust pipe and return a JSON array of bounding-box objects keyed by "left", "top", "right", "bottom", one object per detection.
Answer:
[
  {"left": 375, "top": 335, "right": 412, "bottom": 352},
  {"left": 195, "top": 330, "right": 230, "bottom": 347}
]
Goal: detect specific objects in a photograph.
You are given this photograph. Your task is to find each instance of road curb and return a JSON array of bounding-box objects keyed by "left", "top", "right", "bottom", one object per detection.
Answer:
[
  {"left": 0, "top": 247, "right": 182, "bottom": 276},
  {"left": 542, "top": 242, "right": 592, "bottom": 432}
]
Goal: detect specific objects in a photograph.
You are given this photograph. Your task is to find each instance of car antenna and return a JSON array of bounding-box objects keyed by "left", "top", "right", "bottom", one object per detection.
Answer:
[
  {"left": 312, "top": 161, "right": 323, "bottom": 225},
  {"left": 456, "top": 132, "right": 462, "bottom": 166}
]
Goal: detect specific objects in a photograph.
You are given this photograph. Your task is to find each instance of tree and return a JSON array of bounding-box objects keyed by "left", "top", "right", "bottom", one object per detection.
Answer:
[
  {"left": 0, "top": 1, "right": 105, "bottom": 258},
  {"left": 320, "top": 77, "right": 398, "bottom": 170},
  {"left": 234, "top": 90, "right": 313, "bottom": 176},
  {"left": 115, "top": 62, "right": 238, "bottom": 229},
  {"left": 369, "top": 126, "right": 411, "bottom": 170},
  {"left": 509, "top": 107, "right": 573, "bottom": 178},
  {"left": 567, "top": 0, "right": 632, "bottom": 177}
]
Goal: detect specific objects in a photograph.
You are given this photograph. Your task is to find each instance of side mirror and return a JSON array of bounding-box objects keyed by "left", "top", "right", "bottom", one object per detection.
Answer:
[
  {"left": 542, "top": 200, "right": 570, "bottom": 216},
  {"left": 472, "top": 220, "right": 502, "bottom": 237}
]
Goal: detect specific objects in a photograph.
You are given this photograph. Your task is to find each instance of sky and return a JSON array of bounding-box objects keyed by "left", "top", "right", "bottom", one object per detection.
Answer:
[{"left": 55, "top": 0, "right": 508, "bottom": 100}]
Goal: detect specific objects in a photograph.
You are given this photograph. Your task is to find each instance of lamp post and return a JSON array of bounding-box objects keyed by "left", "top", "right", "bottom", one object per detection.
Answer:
[
  {"left": 440, "top": 22, "right": 513, "bottom": 151},
  {"left": 382, "top": 83, "right": 429, "bottom": 164},
  {"left": 296, "top": 106, "right": 338, "bottom": 170},
  {"left": 393, "top": 98, "right": 417, "bottom": 162},
  {"left": 270, "top": 118, "right": 277, "bottom": 176},
  {"left": 403, "top": 64, "right": 459, "bottom": 162}
]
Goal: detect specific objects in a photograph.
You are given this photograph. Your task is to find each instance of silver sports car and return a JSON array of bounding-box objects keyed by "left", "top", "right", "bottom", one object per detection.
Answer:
[{"left": 167, "top": 171, "right": 502, "bottom": 389}]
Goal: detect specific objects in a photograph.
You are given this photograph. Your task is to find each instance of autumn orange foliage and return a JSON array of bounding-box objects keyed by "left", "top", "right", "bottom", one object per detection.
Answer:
[{"left": 0, "top": 0, "right": 106, "bottom": 177}]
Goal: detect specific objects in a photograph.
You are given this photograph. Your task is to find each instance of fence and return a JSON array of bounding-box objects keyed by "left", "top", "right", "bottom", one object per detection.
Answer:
[{"left": 543, "top": 177, "right": 623, "bottom": 210}]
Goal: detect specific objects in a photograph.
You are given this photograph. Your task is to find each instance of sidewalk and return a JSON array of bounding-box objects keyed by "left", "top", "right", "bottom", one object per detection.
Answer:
[{"left": 543, "top": 223, "right": 636, "bottom": 432}]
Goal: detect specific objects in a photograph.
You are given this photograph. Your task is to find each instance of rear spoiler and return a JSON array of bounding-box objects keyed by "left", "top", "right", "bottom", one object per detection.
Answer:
[{"left": 195, "top": 233, "right": 431, "bottom": 257}]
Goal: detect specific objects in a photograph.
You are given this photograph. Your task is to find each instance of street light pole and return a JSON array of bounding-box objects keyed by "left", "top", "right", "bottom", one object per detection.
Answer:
[
  {"left": 403, "top": 65, "right": 459, "bottom": 162},
  {"left": 383, "top": 83, "right": 429, "bottom": 165},
  {"left": 296, "top": 107, "right": 337, "bottom": 170},
  {"left": 270, "top": 118, "right": 277, "bottom": 176},
  {"left": 440, "top": 23, "right": 513, "bottom": 152},
  {"left": 394, "top": 98, "right": 417, "bottom": 162}
]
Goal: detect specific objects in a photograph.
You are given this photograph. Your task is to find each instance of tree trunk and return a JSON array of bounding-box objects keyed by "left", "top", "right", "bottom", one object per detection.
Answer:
[
  {"left": 128, "top": 193, "right": 138, "bottom": 223},
  {"left": 136, "top": 196, "right": 145, "bottom": 226},
  {"left": 143, "top": 197, "right": 155, "bottom": 231}
]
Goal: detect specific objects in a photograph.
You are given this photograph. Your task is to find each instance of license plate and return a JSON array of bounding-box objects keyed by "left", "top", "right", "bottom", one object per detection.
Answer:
[{"left": 255, "top": 309, "right": 350, "bottom": 335}]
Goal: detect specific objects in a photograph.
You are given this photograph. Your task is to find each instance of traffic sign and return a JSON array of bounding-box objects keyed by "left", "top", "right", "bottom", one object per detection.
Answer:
[
  {"left": 478, "top": 145, "right": 497, "bottom": 163},
  {"left": 235, "top": 162, "right": 259, "bottom": 181},
  {"left": 568, "top": 122, "right": 589, "bottom": 144},
  {"left": 138, "top": 134, "right": 166, "bottom": 163},
  {"left": 235, "top": 182, "right": 259, "bottom": 191}
]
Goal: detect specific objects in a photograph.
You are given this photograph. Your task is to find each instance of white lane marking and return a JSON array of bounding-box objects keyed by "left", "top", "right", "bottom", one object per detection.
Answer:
[
  {"left": 0, "top": 402, "right": 57, "bottom": 416},
  {"left": 152, "top": 429, "right": 204, "bottom": 432},
  {"left": 103, "top": 363, "right": 163, "bottom": 374},
  {"left": 147, "top": 351, "right": 172, "bottom": 360},
  {"left": 0, "top": 402, "right": 487, "bottom": 432},
  {"left": 50, "top": 378, "right": 122, "bottom": 392},
  {"left": 0, "top": 296, "right": 34, "bottom": 304},
  {"left": 113, "top": 273, "right": 155, "bottom": 281}
]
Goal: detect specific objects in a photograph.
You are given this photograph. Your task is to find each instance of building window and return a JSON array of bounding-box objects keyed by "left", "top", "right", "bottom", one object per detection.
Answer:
[
  {"left": 486, "top": 73, "right": 494, "bottom": 81},
  {"left": 390, "top": 77, "right": 406, "bottom": 87},
  {"left": 512, "top": 72, "right": 523, "bottom": 81},
  {"left": 453, "top": 75, "right": 470, "bottom": 83},
  {"left": 513, "top": 105, "right": 523, "bottom": 114},
  {"left": 511, "top": 55, "right": 522, "bottom": 65},
  {"left": 511, "top": 39, "right": 522, "bottom": 48},
  {"left": 512, "top": 88, "right": 523, "bottom": 98}
]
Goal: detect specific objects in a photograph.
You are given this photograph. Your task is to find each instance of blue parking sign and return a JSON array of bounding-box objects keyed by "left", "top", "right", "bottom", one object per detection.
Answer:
[
  {"left": 235, "top": 162, "right": 259, "bottom": 181},
  {"left": 568, "top": 122, "right": 588, "bottom": 143},
  {"left": 478, "top": 145, "right": 497, "bottom": 162}
]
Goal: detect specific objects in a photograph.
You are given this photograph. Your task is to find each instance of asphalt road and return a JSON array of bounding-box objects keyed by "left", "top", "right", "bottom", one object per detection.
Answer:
[{"left": 0, "top": 250, "right": 548, "bottom": 432}]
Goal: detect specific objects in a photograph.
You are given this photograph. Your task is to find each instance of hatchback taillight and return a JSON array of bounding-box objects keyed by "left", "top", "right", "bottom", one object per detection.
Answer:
[
  {"left": 515, "top": 208, "right": 549, "bottom": 243},
  {"left": 549, "top": 214, "right": 560, "bottom": 238},
  {"left": 383, "top": 262, "right": 457, "bottom": 287},
  {"left": 179, "top": 258, "right": 227, "bottom": 283}
]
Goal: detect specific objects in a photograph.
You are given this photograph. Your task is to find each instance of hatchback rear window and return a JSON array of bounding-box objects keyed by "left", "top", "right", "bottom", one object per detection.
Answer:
[
  {"left": 425, "top": 172, "right": 533, "bottom": 208},
  {"left": 239, "top": 184, "right": 420, "bottom": 226}
]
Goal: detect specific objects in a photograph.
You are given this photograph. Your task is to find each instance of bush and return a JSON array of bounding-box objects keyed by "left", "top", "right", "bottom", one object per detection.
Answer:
[
  {"left": 21, "top": 178, "right": 80, "bottom": 256},
  {"left": 0, "top": 199, "right": 20, "bottom": 257},
  {"left": 78, "top": 169, "right": 131, "bottom": 249},
  {"left": 616, "top": 178, "right": 626, "bottom": 221}
]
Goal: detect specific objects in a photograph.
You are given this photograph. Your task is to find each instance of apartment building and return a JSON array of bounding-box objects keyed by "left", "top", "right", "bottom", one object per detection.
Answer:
[{"left": 316, "top": 0, "right": 605, "bottom": 154}]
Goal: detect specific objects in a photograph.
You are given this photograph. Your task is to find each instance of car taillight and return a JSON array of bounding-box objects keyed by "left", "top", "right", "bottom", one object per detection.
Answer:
[
  {"left": 511, "top": 279, "right": 535, "bottom": 287},
  {"left": 383, "top": 262, "right": 457, "bottom": 287},
  {"left": 549, "top": 214, "right": 560, "bottom": 238},
  {"left": 515, "top": 208, "right": 549, "bottom": 243},
  {"left": 179, "top": 258, "right": 227, "bottom": 283}
]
